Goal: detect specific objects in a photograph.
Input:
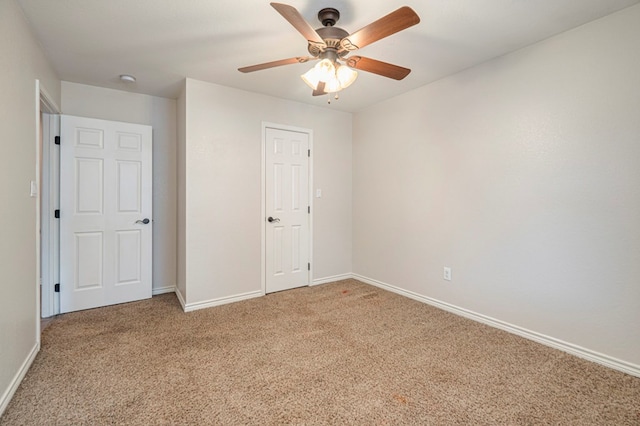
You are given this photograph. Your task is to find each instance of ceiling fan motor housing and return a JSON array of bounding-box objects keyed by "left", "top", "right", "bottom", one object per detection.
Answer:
[
  {"left": 309, "top": 26, "right": 349, "bottom": 57},
  {"left": 318, "top": 8, "right": 340, "bottom": 26},
  {"left": 306, "top": 8, "right": 349, "bottom": 57}
]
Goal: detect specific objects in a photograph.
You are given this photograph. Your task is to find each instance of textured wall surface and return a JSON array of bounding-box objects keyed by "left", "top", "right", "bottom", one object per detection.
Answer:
[
  {"left": 181, "top": 79, "right": 352, "bottom": 305},
  {"left": 0, "top": 0, "right": 60, "bottom": 414},
  {"left": 353, "top": 5, "right": 640, "bottom": 366}
]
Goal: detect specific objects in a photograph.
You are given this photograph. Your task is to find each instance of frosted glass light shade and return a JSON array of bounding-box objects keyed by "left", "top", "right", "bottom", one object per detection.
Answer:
[
  {"left": 301, "top": 67, "right": 320, "bottom": 90},
  {"left": 316, "top": 59, "right": 335, "bottom": 82},
  {"left": 336, "top": 65, "right": 357, "bottom": 89},
  {"left": 324, "top": 75, "right": 342, "bottom": 93}
]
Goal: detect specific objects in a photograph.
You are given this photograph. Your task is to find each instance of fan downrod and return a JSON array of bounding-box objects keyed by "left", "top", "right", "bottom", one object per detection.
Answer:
[{"left": 318, "top": 8, "right": 340, "bottom": 27}]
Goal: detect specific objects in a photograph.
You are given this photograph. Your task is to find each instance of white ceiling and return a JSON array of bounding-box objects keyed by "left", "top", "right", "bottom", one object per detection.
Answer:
[{"left": 18, "top": 0, "right": 640, "bottom": 112}]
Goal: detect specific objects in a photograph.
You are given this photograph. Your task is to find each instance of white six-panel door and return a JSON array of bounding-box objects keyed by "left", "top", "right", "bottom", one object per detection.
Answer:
[
  {"left": 60, "top": 115, "right": 152, "bottom": 313},
  {"left": 265, "top": 127, "right": 310, "bottom": 293}
]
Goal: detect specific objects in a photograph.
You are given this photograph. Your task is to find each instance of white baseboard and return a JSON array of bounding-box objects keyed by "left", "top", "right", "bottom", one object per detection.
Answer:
[
  {"left": 312, "top": 273, "right": 354, "bottom": 286},
  {"left": 182, "top": 290, "right": 264, "bottom": 313},
  {"left": 352, "top": 273, "right": 640, "bottom": 378},
  {"left": 152, "top": 285, "right": 176, "bottom": 296},
  {"left": 175, "top": 287, "right": 187, "bottom": 311},
  {"left": 0, "top": 342, "right": 40, "bottom": 417}
]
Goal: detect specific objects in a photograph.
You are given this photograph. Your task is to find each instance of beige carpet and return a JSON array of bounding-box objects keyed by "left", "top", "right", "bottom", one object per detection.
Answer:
[{"left": 2, "top": 279, "right": 639, "bottom": 425}]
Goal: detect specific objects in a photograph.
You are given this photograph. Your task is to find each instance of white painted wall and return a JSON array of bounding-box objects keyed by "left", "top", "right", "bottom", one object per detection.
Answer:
[
  {"left": 353, "top": 5, "right": 640, "bottom": 366},
  {"left": 61, "top": 82, "right": 177, "bottom": 294},
  {"left": 180, "top": 78, "right": 352, "bottom": 306},
  {"left": 0, "top": 0, "right": 60, "bottom": 414}
]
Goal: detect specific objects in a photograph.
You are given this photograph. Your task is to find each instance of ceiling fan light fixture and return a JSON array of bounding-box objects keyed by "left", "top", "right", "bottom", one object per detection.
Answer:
[{"left": 301, "top": 60, "right": 357, "bottom": 93}]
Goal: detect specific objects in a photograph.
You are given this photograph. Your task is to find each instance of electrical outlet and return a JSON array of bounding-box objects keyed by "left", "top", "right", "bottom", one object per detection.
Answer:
[{"left": 443, "top": 267, "right": 452, "bottom": 281}]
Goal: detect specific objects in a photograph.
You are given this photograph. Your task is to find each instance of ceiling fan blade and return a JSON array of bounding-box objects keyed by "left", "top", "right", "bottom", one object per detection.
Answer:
[
  {"left": 340, "top": 6, "right": 420, "bottom": 52},
  {"left": 238, "top": 57, "right": 313, "bottom": 73},
  {"left": 345, "top": 56, "right": 411, "bottom": 80},
  {"left": 312, "top": 82, "right": 326, "bottom": 96},
  {"left": 271, "top": 3, "right": 327, "bottom": 49}
]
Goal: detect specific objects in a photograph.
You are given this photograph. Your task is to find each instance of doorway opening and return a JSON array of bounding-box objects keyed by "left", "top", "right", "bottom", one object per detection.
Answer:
[{"left": 37, "top": 80, "right": 61, "bottom": 328}]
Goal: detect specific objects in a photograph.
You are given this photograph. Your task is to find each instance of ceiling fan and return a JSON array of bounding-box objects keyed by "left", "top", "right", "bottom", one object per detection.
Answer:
[{"left": 238, "top": 3, "right": 420, "bottom": 100}]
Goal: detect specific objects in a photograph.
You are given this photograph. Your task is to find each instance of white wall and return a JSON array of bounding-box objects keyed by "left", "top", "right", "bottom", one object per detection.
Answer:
[
  {"left": 61, "top": 82, "right": 177, "bottom": 294},
  {"left": 353, "top": 5, "right": 640, "bottom": 368},
  {"left": 180, "top": 78, "right": 352, "bottom": 306},
  {"left": 0, "top": 0, "right": 60, "bottom": 414}
]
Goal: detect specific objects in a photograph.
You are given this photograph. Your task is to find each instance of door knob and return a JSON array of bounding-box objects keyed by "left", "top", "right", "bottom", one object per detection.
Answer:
[
  {"left": 267, "top": 216, "right": 280, "bottom": 223},
  {"left": 135, "top": 218, "right": 150, "bottom": 224}
]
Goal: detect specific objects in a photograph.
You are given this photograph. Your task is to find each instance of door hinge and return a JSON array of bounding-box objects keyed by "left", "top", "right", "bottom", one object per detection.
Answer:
[
  {"left": 308, "top": 149, "right": 310, "bottom": 157},
  {"left": 54, "top": 283, "right": 60, "bottom": 293},
  {"left": 308, "top": 263, "right": 310, "bottom": 271},
  {"left": 54, "top": 209, "right": 60, "bottom": 219},
  {"left": 54, "top": 136, "right": 60, "bottom": 145}
]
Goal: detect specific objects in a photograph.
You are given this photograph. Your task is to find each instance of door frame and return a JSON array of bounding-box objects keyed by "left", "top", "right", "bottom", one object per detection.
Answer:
[
  {"left": 261, "top": 122, "right": 313, "bottom": 295},
  {"left": 37, "top": 80, "right": 61, "bottom": 320}
]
